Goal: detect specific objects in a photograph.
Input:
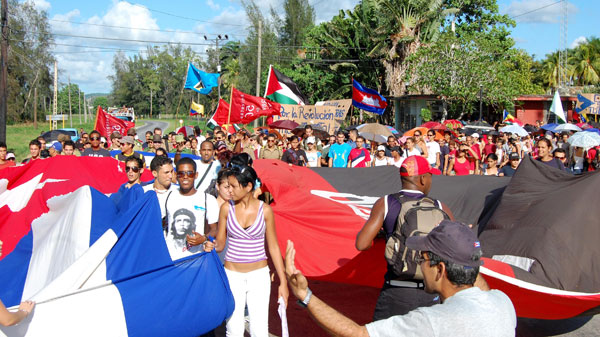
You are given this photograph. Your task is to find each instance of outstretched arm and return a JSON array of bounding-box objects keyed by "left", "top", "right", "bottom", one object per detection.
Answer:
[
  {"left": 355, "top": 197, "right": 385, "bottom": 251},
  {"left": 265, "top": 204, "right": 289, "bottom": 306}
]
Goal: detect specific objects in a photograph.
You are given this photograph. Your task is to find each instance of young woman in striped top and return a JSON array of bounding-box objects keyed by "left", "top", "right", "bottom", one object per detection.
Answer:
[{"left": 204, "top": 165, "right": 288, "bottom": 337}]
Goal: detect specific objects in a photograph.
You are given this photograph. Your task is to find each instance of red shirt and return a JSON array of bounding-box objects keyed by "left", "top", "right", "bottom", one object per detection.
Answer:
[
  {"left": 483, "top": 143, "right": 496, "bottom": 156},
  {"left": 0, "top": 160, "right": 16, "bottom": 170},
  {"left": 348, "top": 148, "right": 371, "bottom": 167}
]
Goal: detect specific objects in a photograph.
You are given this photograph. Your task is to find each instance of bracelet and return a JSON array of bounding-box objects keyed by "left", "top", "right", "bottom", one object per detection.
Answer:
[{"left": 296, "top": 288, "right": 312, "bottom": 308}]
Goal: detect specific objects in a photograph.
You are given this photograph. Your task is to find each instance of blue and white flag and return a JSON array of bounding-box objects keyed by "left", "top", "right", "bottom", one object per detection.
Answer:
[
  {"left": 184, "top": 63, "right": 220, "bottom": 95},
  {"left": 0, "top": 184, "right": 233, "bottom": 336},
  {"left": 352, "top": 79, "right": 388, "bottom": 115}
]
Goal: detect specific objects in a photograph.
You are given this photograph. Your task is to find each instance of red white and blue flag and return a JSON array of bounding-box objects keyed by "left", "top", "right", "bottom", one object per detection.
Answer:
[{"left": 352, "top": 79, "right": 387, "bottom": 115}]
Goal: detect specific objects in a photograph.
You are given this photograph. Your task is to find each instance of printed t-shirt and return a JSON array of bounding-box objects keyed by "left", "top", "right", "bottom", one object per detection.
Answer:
[
  {"left": 81, "top": 148, "right": 111, "bottom": 157},
  {"left": 330, "top": 143, "right": 352, "bottom": 167},
  {"left": 349, "top": 148, "right": 371, "bottom": 167}
]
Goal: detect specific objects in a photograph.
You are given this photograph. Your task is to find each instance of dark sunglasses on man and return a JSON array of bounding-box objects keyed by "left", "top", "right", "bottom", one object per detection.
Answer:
[{"left": 125, "top": 166, "right": 141, "bottom": 173}]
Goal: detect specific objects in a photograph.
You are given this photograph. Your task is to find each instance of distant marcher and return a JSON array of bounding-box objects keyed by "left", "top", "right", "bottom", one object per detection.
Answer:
[
  {"left": 0, "top": 143, "right": 15, "bottom": 170},
  {"left": 259, "top": 134, "right": 282, "bottom": 160},
  {"left": 305, "top": 137, "right": 322, "bottom": 167},
  {"left": 63, "top": 140, "right": 76, "bottom": 156},
  {"left": 328, "top": 131, "right": 352, "bottom": 167},
  {"left": 281, "top": 136, "right": 307, "bottom": 166},
  {"left": 536, "top": 138, "right": 565, "bottom": 171},
  {"left": 348, "top": 136, "right": 371, "bottom": 167},
  {"left": 21, "top": 139, "right": 41, "bottom": 164},
  {"left": 115, "top": 136, "right": 145, "bottom": 164},
  {"left": 498, "top": 152, "right": 521, "bottom": 177},
  {"left": 81, "top": 131, "right": 111, "bottom": 157},
  {"left": 109, "top": 132, "right": 122, "bottom": 151}
]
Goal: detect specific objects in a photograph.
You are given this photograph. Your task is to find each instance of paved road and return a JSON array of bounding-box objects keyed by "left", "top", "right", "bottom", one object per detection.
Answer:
[
  {"left": 516, "top": 315, "right": 600, "bottom": 336},
  {"left": 135, "top": 120, "right": 170, "bottom": 136}
]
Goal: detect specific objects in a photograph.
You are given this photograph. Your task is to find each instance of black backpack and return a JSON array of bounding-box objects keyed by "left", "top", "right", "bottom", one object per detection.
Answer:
[{"left": 384, "top": 195, "right": 450, "bottom": 280}]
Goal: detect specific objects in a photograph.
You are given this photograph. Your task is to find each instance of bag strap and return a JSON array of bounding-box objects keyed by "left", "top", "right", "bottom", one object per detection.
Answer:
[
  {"left": 163, "top": 190, "right": 173, "bottom": 234},
  {"left": 195, "top": 161, "right": 214, "bottom": 189},
  {"left": 204, "top": 193, "right": 209, "bottom": 235}
]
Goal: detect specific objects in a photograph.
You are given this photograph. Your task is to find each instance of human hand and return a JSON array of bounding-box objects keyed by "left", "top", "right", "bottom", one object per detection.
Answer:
[
  {"left": 0, "top": 240, "right": 3, "bottom": 257},
  {"left": 285, "top": 240, "right": 308, "bottom": 300},
  {"left": 186, "top": 231, "right": 205, "bottom": 246},
  {"left": 278, "top": 283, "right": 289, "bottom": 307},
  {"left": 203, "top": 240, "right": 215, "bottom": 252},
  {"left": 18, "top": 300, "right": 35, "bottom": 314}
]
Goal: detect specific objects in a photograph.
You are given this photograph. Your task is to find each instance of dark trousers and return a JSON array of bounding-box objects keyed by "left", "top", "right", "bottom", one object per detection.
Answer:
[{"left": 372, "top": 282, "right": 440, "bottom": 321}]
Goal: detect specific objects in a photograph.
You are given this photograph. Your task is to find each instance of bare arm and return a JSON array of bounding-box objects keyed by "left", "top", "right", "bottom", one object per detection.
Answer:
[
  {"left": 447, "top": 158, "right": 455, "bottom": 175},
  {"left": 285, "top": 241, "right": 369, "bottom": 337},
  {"left": 328, "top": 157, "right": 333, "bottom": 167},
  {"left": 212, "top": 203, "right": 229, "bottom": 253},
  {"left": 264, "top": 204, "right": 289, "bottom": 306},
  {"left": 355, "top": 197, "right": 385, "bottom": 251},
  {"left": 0, "top": 300, "right": 34, "bottom": 327}
]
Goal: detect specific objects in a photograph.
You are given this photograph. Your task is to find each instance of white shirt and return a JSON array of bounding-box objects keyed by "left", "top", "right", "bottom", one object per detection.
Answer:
[
  {"left": 142, "top": 183, "right": 177, "bottom": 218},
  {"left": 426, "top": 140, "right": 441, "bottom": 165},
  {"left": 164, "top": 190, "right": 219, "bottom": 260},
  {"left": 193, "top": 159, "right": 221, "bottom": 193}
]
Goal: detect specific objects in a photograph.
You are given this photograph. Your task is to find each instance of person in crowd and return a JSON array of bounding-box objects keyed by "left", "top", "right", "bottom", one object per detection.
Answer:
[
  {"left": 305, "top": 137, "right": 322, "bottom": 167},
  {"left": 384, "top": 136, "right": 397, "bottom": 157},
  {"left": 320, "top": 135, "right": 336, "bottom": 167},
  {"left": 438, "top": 136, "right": 449, "bottom": 173},
  {"left": 347, "top": 129, "right": 359, "bottom": 149},
  {"left": 121, "top": 157, "right": 144, "bottom": 189},
  {"left": 5, "top": 153, "right": 15, "bottom": 164},
  {"left": 0, "top": 241, "right": 35, "bottom": 326},
  {"left": 48, "top": 142, "right": 62, "bottom": 157},
  {"left": 585, "top": 145, "right": 598, "bottom": 172},
  {"left": 498, "top": 152, "right": 521, "bottom": 177},
  {"left": 189, "top": 138, "right": 200, "bottom": 156},
  {"left": 248, "top": 136, "right": 261, "bottom": 159},
  {"left": 412, "top": 130, "right": 428, "bottom": 158},
  {"left": 447, "top": 143, "right": 473, "bottom": 176},
  {"left": 149, "top": 134, "right": 163, "bottom": 153},
  {"left": 36, "top": 136, "right": 47, "bottom": 151},
  {"left": 302, "top": 125, "right": 323, "bottom": 151},
  {"left": 571, "top": 146, "right": 585, "bottom": 174},
  {"left": 21, "top": 139, "right": 42, "bottom": 164},
  {"left": 164, "top": 157, "right": 218, "bottom": 260},
  {"left": 153, "top": 127, "right": 163, "bottom": 138},
  {"left": 142, "top": 131, "right": 153, "bottom": 149},
  {"left": 389, "top": 146, "right": 404, "bottom": 168},
  {"left": 259, "top": 134, "right": 282, "bottom": 160},
  {"left": 465, "top": 135, "right": 481, "bottom": 174},
  {"left": 328, "top": 131, "right": 352, "bottom": 167},
  {"left": 402, "top": 137, "right": 421, "bottom": 158},
  {"left": 282, "top": 136, "right": 307, "bottom": 166},
  {"left": 355, "top": 155, "right": 456, "bottom": 320},
  {"left": 425, "top": 131, "right": 441, "bottom": 169},
  {"left": 553, "top": 148, "right": 573, "bottom": 174},
  {"left": 126, "top": 128, "right": 143, "bottom": 152},
  {"left": 481, "top": 153, "right": 499, "bottom": 176},
  {"left": 285, "top": 221, "right": 516, "bottom": 337},
  {"left": 154, "top": 148, "right": 168, "bottom": 158},
  {"left": 81, "top": 130, "right": 111, "bottom": 157},
  {"left": 536, "top": 138, "right": 565, "bottom": 171},
  {"left": 109, "top": 132, "right": 122, "bottom": 151},
  {"left": 348, "top": 136, "right": 371, "bottom": 168},
  {"left": 372, "top": 145, "right": 391, "bottom": 167},
  {"left": 191, "top": 141, "right": 221, "bottom": 194},
  {"left": 442, "top": 140, "right": 457, "bottom": 175},
  {"left": 495, "top": 138, "right": 505, "bottom": 164},
  {"left": 556, "top": 132, "right": 571, "bottom": 166},
  {"left": 483, "top": 135, "right": 497, "bottom": 158},
  {"left": 203, "top": 165, "right": 288, "bottom": 337},
  {"left": 115, "top": 136, "right": 145, "bottom": 164},
  {"left": 143, "top": 155, "right": 175, "bottom": 220},
  {"left": 76, "top": 133, "right": 88, "bottom": 151},
  {"left": 0, "top": 142, "right": 15, "bottom": 170},
  {"left": 194, "top": 126, "right": 206, "bottom": 145},
  {"left": 63, "top": 140, "right": 76, "bottom": 156}
]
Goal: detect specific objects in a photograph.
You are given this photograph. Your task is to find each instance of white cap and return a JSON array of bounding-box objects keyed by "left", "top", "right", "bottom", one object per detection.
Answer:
[
  {"left": 472, "top": 133, "right": 480, "bottom": 138},
  {"left": 306, "top": 136, "right": 316, "bottom": 144},
  {"left": 377, "top": 145, "right": 386, "bottom": 151}
]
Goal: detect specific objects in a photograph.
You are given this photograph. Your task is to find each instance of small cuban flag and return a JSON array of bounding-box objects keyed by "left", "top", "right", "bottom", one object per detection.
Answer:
[
  {"left": 352, "top": 79, "right": 388, "bottom": 115},
  {"left": 190, "top": 101, "right": 204, "bottom": 116},
  {"left": 184, "top": 63, "right": 220, "bottom": 95}
]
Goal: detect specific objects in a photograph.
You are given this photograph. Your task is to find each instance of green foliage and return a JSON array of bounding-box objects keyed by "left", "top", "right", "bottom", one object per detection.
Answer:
[
  {"left": 420, "top": 108, "right": 432, "bottom": 122},
  {"left": 92, "top": 96, "right": 109, "bottom": 109},
  {"left": 57, "top": 83, "right": 83, "bottom": 115}
]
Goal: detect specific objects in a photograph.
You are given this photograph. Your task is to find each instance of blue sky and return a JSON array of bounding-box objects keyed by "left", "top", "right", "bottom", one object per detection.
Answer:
[{"left": 27, "top": 0, "right": 598, "bottom": 93}]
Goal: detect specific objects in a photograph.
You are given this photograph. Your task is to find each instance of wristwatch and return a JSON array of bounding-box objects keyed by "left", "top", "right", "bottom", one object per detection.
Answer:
[{"left": 297, "top": 288, "right": 312, "bottom": 308}]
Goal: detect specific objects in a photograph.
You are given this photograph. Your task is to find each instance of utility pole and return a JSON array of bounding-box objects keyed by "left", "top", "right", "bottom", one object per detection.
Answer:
[
  {"left": 68, "top": 76, "right": 72, "bottom": 127},
  {"left": 52, "top": 61, "right": 58, "bottom": 130},
  {"left": 78, "top": 88, "right": 81, "bottom": 124},
  {"left": 0, "top": 0, "right": 8, "bottom": 143},
  {"left": 204, "top": 34, "right": 228, "bottom": 99},
  {"left": 83, "top": 94, "right": 87, "bottom": 123},
  {"left": 254, "top": 20, "right": 262, "bottom": 128},
  {"left": 150, "top": 88, "right": 153, "bottom": 118},
  {"left": 33, "top": 87, "right": 37, "bottom": 129}
]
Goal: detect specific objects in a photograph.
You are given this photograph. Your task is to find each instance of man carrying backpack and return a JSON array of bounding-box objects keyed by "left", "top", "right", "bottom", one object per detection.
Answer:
[{"left": 355, "top": 155, "right": 455, "bottom": 320}]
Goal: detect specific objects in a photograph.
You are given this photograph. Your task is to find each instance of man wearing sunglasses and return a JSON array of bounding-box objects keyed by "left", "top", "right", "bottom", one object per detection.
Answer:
[
  {"left": 163, "top": 157, "right": 219, "bottom": 260},
  {"left": 115, "top": 136, "right": 145, "bottom": 165},
  {"left": 285, "top": 221, "right": 516, "bottom": 337},
  {"left": 81, "top": 130, "right": 111, "bottom": 157},
  {"left": 123, "top": 157, "right": 144, "bottom": 189}
]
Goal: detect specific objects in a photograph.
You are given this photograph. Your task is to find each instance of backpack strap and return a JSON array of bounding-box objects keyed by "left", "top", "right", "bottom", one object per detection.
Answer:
[
  {"left": 195, "top": 161, "right": 214, "bottom": 189},
  {"left": 163, "top": 190, "right": 173, "bottom": 235}
]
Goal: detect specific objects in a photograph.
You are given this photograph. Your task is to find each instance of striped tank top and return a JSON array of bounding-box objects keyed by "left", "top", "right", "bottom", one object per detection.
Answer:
[{"left": 224, "top": 200, "right": 267, "bottom": 263}]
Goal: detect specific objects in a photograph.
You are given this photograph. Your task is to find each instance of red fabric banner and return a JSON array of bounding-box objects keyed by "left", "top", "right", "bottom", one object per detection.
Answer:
[
  {"left": 211, "top": 99, "right": 239, "bottom": 125},
  {"left": 230, "top": 88, "right": 281, "bottom": 124},
  {"left": 93, "top": 106, "right": 135, "bottom": 145}
]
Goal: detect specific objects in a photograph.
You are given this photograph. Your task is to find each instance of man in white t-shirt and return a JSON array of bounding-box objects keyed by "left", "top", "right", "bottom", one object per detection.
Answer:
[
  {"left": 194, "top": 141, "right": 221, "bottom": 193},
  {"left": 425, "top": 131, "right": 441, "bottom": 169},
  {"left": 143, "top": 155, "right": 175, "bottom": 219},
  {"left": 164, "top": 157, "right": 219, "bottom": 260}
]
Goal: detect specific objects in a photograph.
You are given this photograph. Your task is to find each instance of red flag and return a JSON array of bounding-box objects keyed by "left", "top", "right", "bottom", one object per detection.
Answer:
[
  {"left": 93, "top": 106, "right": 135, "bottom": 145},
  {"left": 230, "top": 88, "right": 281, "bottom": 124},
  {"left": 211, "top": 99, "right": 240, "bottom": 125}
]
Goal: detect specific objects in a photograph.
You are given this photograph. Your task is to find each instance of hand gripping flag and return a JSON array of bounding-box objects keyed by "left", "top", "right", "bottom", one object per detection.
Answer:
[
  {"left": 184, "top": 63, "right": 220, "bottom": 95},
  {"left": 230, "top": 87, "right": 281, "bottom": 124},
  {"left": 0, "top": 158, "right": 234, "bottom": 336},
  {"left": 264, "top": 65, "right": 308, "bottom": 105},
  {"left": 352, "top": 79, "right": 387, "bottom": 115},
  {"left": 94, "top": 106, "right": 135, "bottom": 146},
  {"left": 190, "top": 101, "right": 204, "bottom": 116}
]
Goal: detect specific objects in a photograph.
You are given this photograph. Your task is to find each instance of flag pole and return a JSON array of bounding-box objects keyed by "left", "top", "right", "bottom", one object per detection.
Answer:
[
  {"left": 226, "top": 86, "right": 234, "bottom": 128},
  {"left": 175, "top": 63, "right": 190, "bottom": 118}
]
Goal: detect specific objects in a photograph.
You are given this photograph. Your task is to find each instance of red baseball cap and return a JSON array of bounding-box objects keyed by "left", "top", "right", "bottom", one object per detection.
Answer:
[{"left": 400, "top": 155, "right": 441, "bottom": 177}]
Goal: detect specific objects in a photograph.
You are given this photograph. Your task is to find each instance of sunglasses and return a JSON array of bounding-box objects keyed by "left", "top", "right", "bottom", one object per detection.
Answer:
[
  {"left": 177, "top": 171, "right": 195, "bottom": 178},
  {"left": 556, "top": 156, "right": 566, "bottom": 160},
  {"left": 90, "top": 137, "right": 101, "bottom": 141},
  {"left": 125, "top": 166, "right": 140, "bottom": 173}
]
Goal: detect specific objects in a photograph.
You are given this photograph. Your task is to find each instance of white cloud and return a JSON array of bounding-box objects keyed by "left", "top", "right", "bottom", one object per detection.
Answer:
[
  {"left": 29, "top": 0, "right": 51, "bottom": 11},
  {"left": 313, "top": 0, "right": 358, "bottom": 24},
  {"left": 504, "top": 0, "right": 578, "bottom": 24},
  {"left": 206, "top": 0, "right": 220, "bottom": 11},
  {"left": 571, "top": 36, "right": 587, "bottom": 48}
]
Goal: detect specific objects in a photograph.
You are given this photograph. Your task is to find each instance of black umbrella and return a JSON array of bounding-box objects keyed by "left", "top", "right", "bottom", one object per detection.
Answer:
[
  {"left": 40, "top": 130, "right": 72, "bottom": 143},
  {"left": 523, "top": 124, "right": 539, "bottom": 133},
  {"left": 467, "top": 120, "right": 493, "bottom": 128}
]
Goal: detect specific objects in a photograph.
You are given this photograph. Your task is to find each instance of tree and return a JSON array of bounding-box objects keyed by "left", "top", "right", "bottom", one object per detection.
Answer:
[
  {"left": 571, "top": 37, "right": 600, "bottom": 86},
  {"left": 92, "top": 96, "right": 108, "bottom": 109},
  {"left": 277, "top": 0, "right": 315, "bottom": 60},
  {"left": 57, "top": 83, "right": 83, "bottom": 115}
]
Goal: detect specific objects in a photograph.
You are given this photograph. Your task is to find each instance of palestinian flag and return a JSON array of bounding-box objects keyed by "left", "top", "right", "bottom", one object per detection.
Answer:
[
  {"left": 253, "top": 157, "right": 600, "bottom": 319},
  {"left": 263, "top": 65, "right": 308, "bottom": 105}
]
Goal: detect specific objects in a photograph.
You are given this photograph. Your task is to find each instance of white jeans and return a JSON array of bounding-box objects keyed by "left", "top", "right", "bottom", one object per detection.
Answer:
[{"left": 225, "top": 266, "right": 271, "bottom": 337}]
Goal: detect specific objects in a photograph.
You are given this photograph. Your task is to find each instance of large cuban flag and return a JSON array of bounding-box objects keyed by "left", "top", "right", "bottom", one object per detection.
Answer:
[{"left": 0, "top": 157, "right": 234, "bottom": 336}]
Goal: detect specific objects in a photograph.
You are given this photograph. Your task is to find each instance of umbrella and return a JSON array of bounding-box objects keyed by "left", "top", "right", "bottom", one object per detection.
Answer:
[
  {"left": 254, "top": 126, "right": 284, "bottom": 140},
  {"left": 291, "top": 126, "right": 329, "bottom": 141},
  {"left": 269, "top": 119, "right": 299, "bottom": 131},
  {"left": 567, "top": 131, "right": 600, "bottom": 149},
  {"left": 403, "top": 127, "right": 443, "bottom": 140},
  {"left": 357, "top": 123, "right": 393, "bottom": 143},
  {"left": 583, "top": 128, "right": 600, "bottom": 135},
  {"left": 175, "top": 126, "right": 194, "bottom": 138},
  {"left": 523, "top": 125, "right": 539, "bottom": 133},
  {"left": 386, "top": 125, "right": 399, "bottom": 134},
  {"left": 499, "top": 125, "right": 529, "bottom": 137},
  {"left": 576, "top": 122, "right": 592, "bottom": 130},
  {"left": 540, "top": 123, "right": 558, "bottom": 132},
  {"left": 553, "top": 124, "right": 582, "bottom": 132},
  {"left": 40, "top": 130, "right": 72, "bottom": 143},
  {"left": 443, "top": 119, "right": 463, "bottom": 130},
  {"left": 420, "top": 121, "right": 444, "bottom": 129},
  {"left": 467, "top": 120, "right": 493, "bottom": 128}
]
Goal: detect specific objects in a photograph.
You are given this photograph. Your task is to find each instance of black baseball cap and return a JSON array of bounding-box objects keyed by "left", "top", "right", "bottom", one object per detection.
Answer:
[
  {"left": 509, "top": 152, "right": 520, "bottom": 161},
  {"left": 406, "top": 220, "right": 483, "bottom": 268}
]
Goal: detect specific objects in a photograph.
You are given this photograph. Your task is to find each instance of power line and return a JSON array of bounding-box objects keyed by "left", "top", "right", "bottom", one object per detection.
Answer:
[
  {"left": 128, "top": 2, "right": 246, "bottom": 27},
  {"left": 509, "top": 0, "right": 562, "bottom": 19}
]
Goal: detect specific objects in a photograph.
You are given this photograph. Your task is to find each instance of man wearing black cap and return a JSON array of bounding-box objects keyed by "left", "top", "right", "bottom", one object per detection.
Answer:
[
  {"left": 285, "top": 221, "right": 516, "bottom": 336},
  {"left": 498, "top": 152, "right": 520, "bottom": 177}
]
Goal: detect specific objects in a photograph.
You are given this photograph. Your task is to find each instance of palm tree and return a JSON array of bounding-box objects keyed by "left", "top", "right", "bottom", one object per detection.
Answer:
[{"left": 571, "top": 38, "right": 600, "bottom": 85}]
